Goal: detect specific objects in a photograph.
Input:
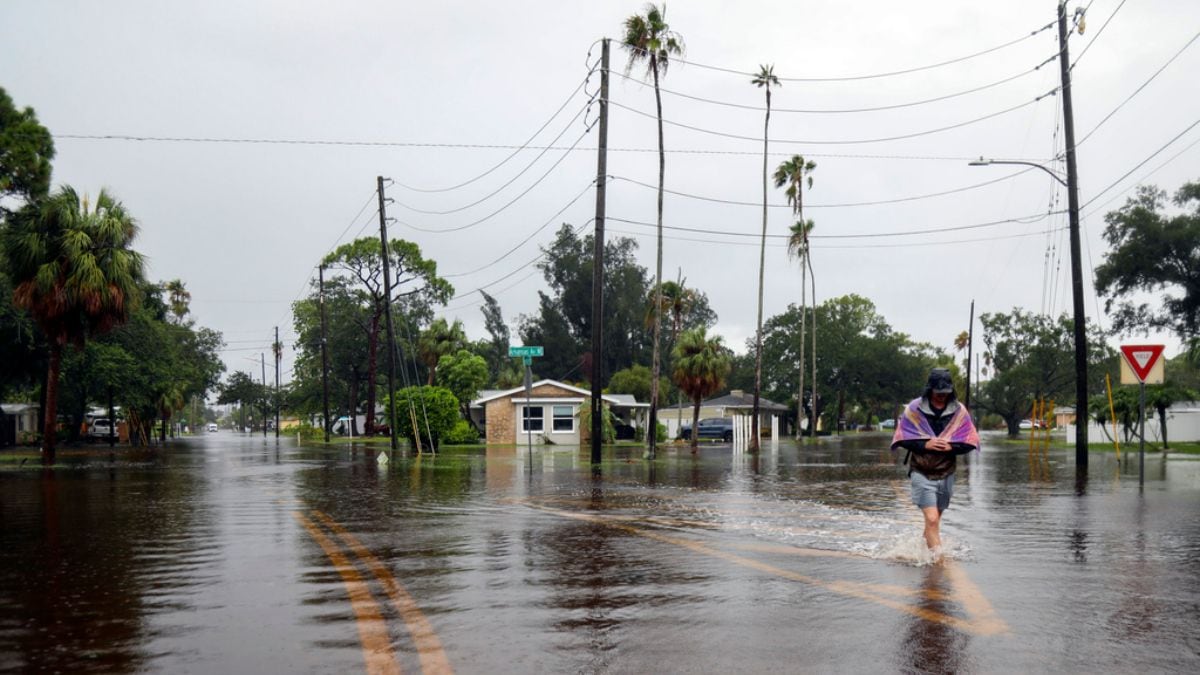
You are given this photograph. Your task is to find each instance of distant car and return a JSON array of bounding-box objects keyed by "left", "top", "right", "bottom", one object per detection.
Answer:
[
  {"left": 880, "top": 419, "right": 896, "bottom": 429},
  {"left": 1019, "top": 419, "right": 1046, "bottom": 430},
  {"left": 87, "top": 418, "right": 113, "bottom": 440},
  {"left": 206, "top": 423, "right": 218, "bottom": 432},
  {"left": 680, "top": 417, "right": 735, "bottom": 442}
]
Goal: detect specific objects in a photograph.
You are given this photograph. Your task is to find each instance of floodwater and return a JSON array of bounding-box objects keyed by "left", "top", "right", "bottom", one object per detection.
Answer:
[{"left": 1, "top": 432, "right": 1198, "bottom": 673}]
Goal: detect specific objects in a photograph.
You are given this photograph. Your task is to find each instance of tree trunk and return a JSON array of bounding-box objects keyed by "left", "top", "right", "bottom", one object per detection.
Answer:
[
  {"left": 808, "top": 253, "right": 818, "bottom": 437},
  {"left": 348, "top": 367, "right": 360, "bottom": 437},
  {"left": 1157, "top": 405, "right": 1169, "bottom": 450},
  {"left": 690, "top": 399, "right": 701, "bottom": 453},
  {"left": 41, "top": 342, "right": 63, "bottom": 465},
  {"left": 797, "top": 255, "right": 807, "bottom": 440},
  {"left": 752, "top": 86, "right": 770, "bottom": 453},
  {"left": 364, "top": 314, "right": 380, "bottom": 436},
  {"left": 647, "top": 58, "right": 665, "bottom": 460}
]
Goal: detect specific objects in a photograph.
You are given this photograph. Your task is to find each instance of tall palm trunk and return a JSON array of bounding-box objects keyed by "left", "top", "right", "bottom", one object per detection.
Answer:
[
  {"left": 690, "top": 398, "right": 702, "bottom": 453},
  {"left": 752, "top": 86, "right": 771, "bottom": 453},
  {"left": 41, "top": 342, "right": 62, "bottom": 465},
  {"left": 797, "top": 252, "right": 807, "bottom": 439},
  {"left": 648, "top": 57, "right": 665, "bottom": 459},
  {"left": 808, "top": 253, "right": 818, "bottom": 436}
]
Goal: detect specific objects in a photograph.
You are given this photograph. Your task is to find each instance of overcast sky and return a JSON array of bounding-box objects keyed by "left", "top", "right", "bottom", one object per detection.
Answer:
[{"left": 3, "top": 0, "right": 1198, "bottom": 386}]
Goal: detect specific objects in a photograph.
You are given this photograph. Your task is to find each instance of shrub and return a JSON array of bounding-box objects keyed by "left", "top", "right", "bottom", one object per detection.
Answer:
[
  {"left": 442, "top": 420, "right": 480, "bottom": 445},
  {"left": 385, "top": 386, "right": 460, "bottom": 448}
]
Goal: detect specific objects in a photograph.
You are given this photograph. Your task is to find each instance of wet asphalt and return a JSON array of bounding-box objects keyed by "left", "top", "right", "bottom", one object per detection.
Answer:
[{"left": 1, "top": 431, "right": 1198, "bottom": 673}]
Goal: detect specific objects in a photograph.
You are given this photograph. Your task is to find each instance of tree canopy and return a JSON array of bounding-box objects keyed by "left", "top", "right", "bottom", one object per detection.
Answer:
[{"left": 1095, "top": 181, "right": 1200, "bottom": 341}]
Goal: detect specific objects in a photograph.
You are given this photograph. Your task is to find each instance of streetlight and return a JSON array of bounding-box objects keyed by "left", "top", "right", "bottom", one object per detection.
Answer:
[{"left": 969, "top": 156, "right": 1089, "bottom": 468}]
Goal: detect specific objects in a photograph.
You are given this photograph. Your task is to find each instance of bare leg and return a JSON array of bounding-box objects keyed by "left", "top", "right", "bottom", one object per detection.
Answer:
[{"left": 921, "top": 506, "right": 942, "bottom": 552}]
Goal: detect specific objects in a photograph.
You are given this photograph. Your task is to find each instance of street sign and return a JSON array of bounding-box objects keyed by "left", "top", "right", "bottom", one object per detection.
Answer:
[
  {"left": 1119, "top": 344, "right": 1165, "bottom": 384},
  {"left": 508, "top": 345, "right": 544, "bottom": 358}
]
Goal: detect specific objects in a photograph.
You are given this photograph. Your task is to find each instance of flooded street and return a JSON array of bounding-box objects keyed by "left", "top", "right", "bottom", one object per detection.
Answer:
[{"left": 2, "top": 432, "right": 1198, "bottom": 673}]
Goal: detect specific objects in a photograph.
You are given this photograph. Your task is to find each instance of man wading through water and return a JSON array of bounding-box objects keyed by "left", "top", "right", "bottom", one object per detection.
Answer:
[{"left": 891, "top": 368, "right": 980, "bottom": 559}]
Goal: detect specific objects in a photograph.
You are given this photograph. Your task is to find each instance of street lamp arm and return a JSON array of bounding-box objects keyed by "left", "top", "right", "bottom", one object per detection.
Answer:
[{"left": 968, "top": 157, "right": 1068, "bottom": 187}]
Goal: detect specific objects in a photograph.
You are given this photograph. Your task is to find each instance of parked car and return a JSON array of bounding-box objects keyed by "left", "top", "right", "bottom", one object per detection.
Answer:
[
  {"left": 87, "top": 418, "right": 113, "bottom": 441},
  {"left": 206, "top": 423, "right": 218, "bottom": 432},
  {"left": 1019, "top": 419, "right": 1046, "bottom": 430},
  {"left": 680, "top": 417, "right": 735, "bottom": 442},
  {"left": 880, "top": 418, "right": 896, "bottom": 429}
]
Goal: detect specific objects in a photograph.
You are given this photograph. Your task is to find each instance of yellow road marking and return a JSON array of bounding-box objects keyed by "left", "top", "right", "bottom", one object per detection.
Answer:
[
  {"left": 943, "top": 560, "right": 1007, "bottom": 635},
  {"left": 527, "top": 503, "right": 1008, "bottom": 636},
  {"left": 293, "top": 511, "right": 402, "bottom": 675},
  {"left": 313, "top": 511, "right": 454, "bottom": 675}
]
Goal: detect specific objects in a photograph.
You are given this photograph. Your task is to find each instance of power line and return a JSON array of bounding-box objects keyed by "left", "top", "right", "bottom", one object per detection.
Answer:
[
  {"left": 393, "top": 67, "right": 596, "bottom": 193},
  {"left": 612, "top": 55, "right": 1058, "bottom": 114},
  {"left": 436, "top": 180, "right": 595, "bottom": 278},
  {"left": 1080, "top": 116, "right": 1200, "bottom": 210},
  {"left": 1081, "top": 131, "right": 1200, "bottom": 221},
  {"left": 606, "top": 223, "right": 1068, "bottom": 250},
  {"left": 620, "top": 21, "right": 1054, "bottom": 82},
  {"left": 1071, "top": 0, "right": 1127, "bottom": 70},
  {"left": 390, "top": 125, "right": 595, "bottom": 232},
  {"left": 1076, "top": 28, "right": 1200, "bottom": 147},
  {"left": 52, "top": 132, "right": 1046, "bottom": 162},
  {"left": 606, "top": 210, "right": 1062, "bottom": 240},
  {"left": 444, "top": 220, "right": 593, "bottom": 305},
  {"left": 607, "top": 89, "right": 1057, "bottom": 146},
  {"left": 610, "top": 167, "right": 1036, "bottom": 209},
  {"left": 388, "top": 98, "right": 592, "bottom": 215}
]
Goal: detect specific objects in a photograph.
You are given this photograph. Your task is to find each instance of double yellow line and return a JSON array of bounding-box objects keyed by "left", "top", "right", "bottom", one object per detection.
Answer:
[{"left": 293, "top": 509, "right": 453, "bottom": 675}]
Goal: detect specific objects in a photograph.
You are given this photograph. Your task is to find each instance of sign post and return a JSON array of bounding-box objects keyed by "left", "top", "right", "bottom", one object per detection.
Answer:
[
  {"left": 1119, "top": 344, "right": 1165, "bottom": 487},
  {"left": 509, "top": 346, "right": 543, "bottom": 471}
]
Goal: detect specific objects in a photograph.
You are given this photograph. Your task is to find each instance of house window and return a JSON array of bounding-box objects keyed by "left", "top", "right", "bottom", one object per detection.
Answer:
[
  {"left": 522, "top": 406, "right": 544, "bottom": 432},
  {"left": 552, "top": 405, "right": 575, "bottom": 432}
]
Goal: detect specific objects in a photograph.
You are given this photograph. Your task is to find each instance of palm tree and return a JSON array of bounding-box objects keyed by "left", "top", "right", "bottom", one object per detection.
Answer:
[
  {"left": 3, "top": 186, "right": 145, "bottom": 464},
  {"left": 671, "top": 327, "right": 731, "bottom": 453},
  {"left": 163, "top": 278, "right": 191, "bottom": 324},
  {"left": 751, "top": 64, "right": 780, "bottom": 451},
  {"left": 645, "top": 275, "right": 698, "bottom": 435},
  {"left": 417, "top": 318, "right": 466, "bottom": 385},
  {"left": 622, "top": 3, "right": 684, "bottom": 459},
  {"left": 776, "top": 155, "right": 816, "bottom": 437}
]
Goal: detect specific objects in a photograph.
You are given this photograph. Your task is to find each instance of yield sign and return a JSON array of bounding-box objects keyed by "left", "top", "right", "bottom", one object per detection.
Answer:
[{"left": 1119, "top": 344, "right": 1165, "bottom": 383}]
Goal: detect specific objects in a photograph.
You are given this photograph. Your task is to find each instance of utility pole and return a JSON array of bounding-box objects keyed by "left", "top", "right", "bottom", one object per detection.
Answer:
[
  {"left": 1057, "top": 0, "right": 1089, "bottom": 468},
  {"left": 377, "top": 176, "right": 400, "bottom": 453},
  {"left": 319, "top": 264, "right": 331, "bottom": 444},
  {"left": 274, "top": 326, "right": 281, "bottom": 439},
  {"left": 261, "top": 353, "right": 267, "bottom": 438},
  {"left": 965, "top": 300, "right": 974, "bottom": 411},
  {"left": 589, "top": 38, "right": 609, "bottom": 466}
]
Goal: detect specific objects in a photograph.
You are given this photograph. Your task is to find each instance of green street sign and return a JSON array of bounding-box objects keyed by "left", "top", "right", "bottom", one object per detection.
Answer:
[{"left": 508, "top": 345, "right": 544, "bottom": 358}]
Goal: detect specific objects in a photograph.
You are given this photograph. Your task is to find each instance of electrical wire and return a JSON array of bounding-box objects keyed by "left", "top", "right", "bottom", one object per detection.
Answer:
[
  {"left": 1075, "top": 29, "right": 1200, "bottom": 147},
  {"left": 610, "top": 167, "right": 1036, "bottom": 209},
  {"left": 1079, "top": 116, "right": 1200, "bottom": 210},
  {"left": 1071, "top": 0, "right": 1127, "bottom": 70},
  {"left": 612, "top": 56, "right": 1058, "bottom": 114},
  {"left": 389, "top": 97, "right": 593, "bottom": 215},
  {"left": 620, "top": 21, "right": 1054, "bottom": 82},
  {"left": 606, "top": 223, "right": 1068, "bottom": 249},
  {"left": 606, "top": 210, "right": 1062, "bottom": 240},
  {"left": 390, "top": 125, "right": 595, "bottom": 232},
  {"left": 53, "top": 133, "right": 1047, "bottom": 162},
  {"left": 393, "top": 68, "right": 596, "bottom": 193},
  {"left": 445, "top": 220, "right": 593, "bottom": 303},
  {"left": 607, "top": 90, "right": 1057, "bottom": 145},
  {"left": 437, "top": 180, "right": 595, "bottom": 278}
]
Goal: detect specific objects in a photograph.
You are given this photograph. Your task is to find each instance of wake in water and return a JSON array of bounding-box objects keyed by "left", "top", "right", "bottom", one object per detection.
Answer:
[{"left": 859, "top": 532, "right": 972, "bottom": 567}]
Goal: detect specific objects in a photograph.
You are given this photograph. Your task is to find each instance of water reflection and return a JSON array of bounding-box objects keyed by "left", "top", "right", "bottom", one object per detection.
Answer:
[{"left": 900, "top": 564, "right": 970, "bottom": 674}]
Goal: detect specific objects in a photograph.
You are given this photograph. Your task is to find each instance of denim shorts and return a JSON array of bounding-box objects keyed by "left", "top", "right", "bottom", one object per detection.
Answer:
[{"left": 910, "top": 471, "right": 955, "bottom": 511}]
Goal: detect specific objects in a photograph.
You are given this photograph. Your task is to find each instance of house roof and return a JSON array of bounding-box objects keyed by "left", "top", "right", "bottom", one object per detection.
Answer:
[
  {"left": 472, "top": 380, "right": 627, "bottom": 407},
  {"left": 0, "top": 403, "right": 39, "bottom": 414},
  {"left": 664, "top": 390, "right": 789, "bottom": 412}
]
